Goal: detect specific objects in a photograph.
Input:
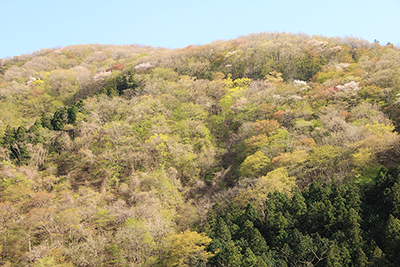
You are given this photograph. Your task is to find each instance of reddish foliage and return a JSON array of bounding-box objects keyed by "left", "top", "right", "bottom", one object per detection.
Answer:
[
  {"left": 273, "top": 110, "right": 285, "bottom": 121},
  {"left": 106, "top": 63, "right": 125, "bottom": 72}
]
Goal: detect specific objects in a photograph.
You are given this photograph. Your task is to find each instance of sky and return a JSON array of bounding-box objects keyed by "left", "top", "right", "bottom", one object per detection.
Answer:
[{"left": 1, "top": 0, "right": 399, "bottom": 59}]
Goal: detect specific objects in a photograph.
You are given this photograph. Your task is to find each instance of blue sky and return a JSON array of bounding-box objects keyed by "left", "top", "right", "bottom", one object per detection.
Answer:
[{"left": 1, "top": 0, "right": 399, "bottom": 59}]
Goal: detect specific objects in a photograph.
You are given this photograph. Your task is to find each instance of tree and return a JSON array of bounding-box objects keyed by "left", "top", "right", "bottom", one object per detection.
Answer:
[
  {"left": 240, "top": 151, "right": 270, "bottom": 178},
  {"left": 223, "top": 241, "right": 243, "bottom": 267},
  {"left": 239, "top": 220, "right": 269, "bottom": 256},
  {"left": 161, "top": 230, "right": 213, "bottom": 267},
  {"left": 115, "top": 219, "right": 155, "bottom": 265},
  {"left": 384, "top": 215, "right": 400, "bottom": 263},
  {"left": 242, "top": 247, "right": 258, "bottom": 267},
  {"left": 51, "top": 107, "right": 68, "bottom": 131},
  {"left": 236, "top": 168, "right": 296, "bottom": 210}
]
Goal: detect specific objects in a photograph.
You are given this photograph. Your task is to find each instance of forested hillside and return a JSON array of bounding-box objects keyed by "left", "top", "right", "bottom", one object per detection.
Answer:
[{"left": 1, "top": 32, "right": 400, "bottom": 266}]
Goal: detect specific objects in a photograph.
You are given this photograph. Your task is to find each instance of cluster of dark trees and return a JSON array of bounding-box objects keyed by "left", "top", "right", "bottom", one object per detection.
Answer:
[{"left": 202, "top": 167, "right": 400, "bottom": 266}]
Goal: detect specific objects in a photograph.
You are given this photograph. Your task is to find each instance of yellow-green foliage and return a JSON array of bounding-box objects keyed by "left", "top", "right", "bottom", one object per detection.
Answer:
[
  {"left": 236, "top": 168, "right": 297, "bottom": 210},
  {"left": 240, "top": 151, "right": 270, "bottom": 177},
  {"left": 32, "top": 256, "right": 74, "bottom": 267},
  {"left": 219, "top": 77, "right": 251, "bottom": 110},
  {"left": 352, "top": 147, "right": 375, "bottom": 168},
  {"left": 364, "top": 121, "right": 395, "bottom": 136},
  {"left": 161, "top": 230, "right": 212, "bottom": 267},
  {"left": 265, "top": 71, "right": 284, "bottom": 83},
  {"left": 307, "top": 145, "right": 343, "bottom": 168},
  {"left": 270, "top": 150, "right": 308, "bottom": 169}
]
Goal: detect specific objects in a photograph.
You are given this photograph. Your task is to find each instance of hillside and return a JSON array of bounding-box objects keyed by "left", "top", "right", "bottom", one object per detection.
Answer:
[{"left": 1, "top": 32, "right": 400, "bottom": 266}]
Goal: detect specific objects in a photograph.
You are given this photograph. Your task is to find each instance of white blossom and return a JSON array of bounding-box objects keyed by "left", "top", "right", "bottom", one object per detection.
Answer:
[
  {"left": 134, "top": 62, "right": 155, "bottom": 70},
  {"left": 224, "top": 51, "right": 236, "bottom": 58},
  {"left": 336, "top": 81, "right": 361, "bottom": 91},
  {"left": 294, "top": 80, "right": 307, "bottom": 86}
]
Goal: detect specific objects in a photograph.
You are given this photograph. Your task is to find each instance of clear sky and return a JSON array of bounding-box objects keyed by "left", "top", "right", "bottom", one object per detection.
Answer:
[{"left": 1, "top": 0, "right": 399, "bottom": 59}]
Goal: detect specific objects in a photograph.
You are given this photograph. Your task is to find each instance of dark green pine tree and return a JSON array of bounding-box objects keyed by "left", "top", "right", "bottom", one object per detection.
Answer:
[
  {"left": 208, "top": 218, "right": 236, "bottom": 266},
  {"left": 224, "top": 241, "right": 243, "bottom": 267},
  {"left": 354, "top": 247, "right": 368, "bottom": 267},
  {"left": 345, "top": 207, "right": 368, "bottom": 266},
  {"left": 51, "top": 107, "right": 69, "bottom": 130},
  {"left": 2, "top": 125, "right": 15, "bottom": 147},
  {"left": 385, "top": 181, "right": 400, "bottom": 219},
  {"left": 225, "top": 212, "right": 240, "bottom": 238},
  {"left": 346, "top": 208, "right": 363, "bottom": 247},
  {"left": 242, "top": 203, "right": 259, "bottom": 224},
  {"left": 327, "top": 242, "right": 351, "bottom": 267},
  {"left": 242, "top": 247, "right": 258, "bottom": 267},
  {"left": 331, "top": 189, "right": 348, "bottom": 233},
  {"left": 227, "top": 201, "right": 242, "bottom": 222},
  {"left": 239, "top": 220, "right": 269, "bottom": 256},
  {"left": 14, "top": 126, "right": 27, "bottom": 141},
  {"left": 287, "top": 229, "right": 314, "bottom": 265},
  {"left": 116, "top": 72, "right": 138, "bottom": 96},
  {"left": 363, "top": 168, "right": 400, "bottom": 253},
  {"left": 27, "top": 120, "right": 41, "bottom": 133},
  {"left": 116, "top": 75, "right": 128, "bottom": 95},
  {"left": 384, "top": 215, "right": 400, "bottom": 264},
  {"left": 263, "top": 194, "right": 290, "bottom": 248},
  {"left": 368, "top": 240, "right": 388, "bottom": 267},
  {"left": 342, "top": 183, "right": 362, "bottom": 214},
  {"left": 302, "top": 183, "right": 335, "bottom": 237},
  {"left": 202, "top": 202, "right": 221, "bottom": 238},
  {"left": 27, "top": 120, "right": 44, "bottom": 144},
  {"left": 67, "top": 106, "right": 79, "bottom": 125},
  {"left": 289, "top": 190, "right": 307, "bottom": 225}
]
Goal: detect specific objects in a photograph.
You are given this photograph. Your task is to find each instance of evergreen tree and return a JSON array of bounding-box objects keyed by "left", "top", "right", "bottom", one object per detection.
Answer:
[
  {"left": 384, "top": 215, "right": 400, "bottom": 263},
  {"left": 242, "top": 248, "right": 258, "bottom": 267},
  {"left": 51, "top": 107, "right": 68, "bottom": 130}
]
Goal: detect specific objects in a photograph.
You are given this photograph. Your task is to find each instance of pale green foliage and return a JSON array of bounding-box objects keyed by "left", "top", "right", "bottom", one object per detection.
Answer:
[
  {"left": 173, "top": 102, "right": 208, "bottom": 121},
  {"left": 115, "top": 218, "right": 156, "bottom": 265},
  {"left": 152, "top": 67, "right": 179, "bottom": 81},
  {"left": 295, "top": 119, "right": 319, "bottom": 133}
]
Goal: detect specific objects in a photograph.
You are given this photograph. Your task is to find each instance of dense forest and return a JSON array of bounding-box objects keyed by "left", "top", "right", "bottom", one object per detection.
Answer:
[{"left": 0, "top": 32, "right": 400, "bottom": 266}]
